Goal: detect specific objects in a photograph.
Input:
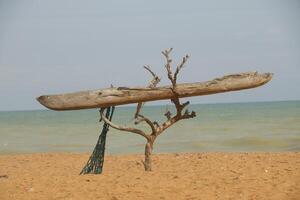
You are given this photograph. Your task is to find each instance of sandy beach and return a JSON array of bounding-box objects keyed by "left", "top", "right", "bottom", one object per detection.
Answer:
[{"left": 0, "top": 152, "right": 299, "bottom": 200}]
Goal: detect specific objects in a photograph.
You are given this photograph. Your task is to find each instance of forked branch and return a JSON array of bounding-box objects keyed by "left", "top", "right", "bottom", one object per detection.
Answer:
[
  {"left": 162, "top": 48, "right": 190, "bottom": 90},
  {"left": 158, "top": 48, "right": 195, "bottom": 134},
  {"left": 162, "top": 48, "right": 175, "bottom": 87},
  {"left": 157, "top": 100, "right": 196, "bottom": 136},
  {"left": 143, "top": 65, "right": 161, "bottom": 88},
  {"left": 100, "top": 108, "right": 149, "bottom": 140},
  {"left": 135, "top": 114, "right": 156, "bottom": 135},
  {"left": 174, "top": 55, "right": 189, "bottom": 85}
]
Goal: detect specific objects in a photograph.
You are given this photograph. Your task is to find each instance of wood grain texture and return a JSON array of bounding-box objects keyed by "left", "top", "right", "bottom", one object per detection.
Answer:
[{"left": 36, "top": 72, "right": 273, "bottom": 111}]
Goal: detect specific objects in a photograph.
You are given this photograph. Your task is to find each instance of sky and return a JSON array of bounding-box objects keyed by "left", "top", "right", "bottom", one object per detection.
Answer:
[{"left": 0, "top": 0, "right": 299, "bottom": 111}]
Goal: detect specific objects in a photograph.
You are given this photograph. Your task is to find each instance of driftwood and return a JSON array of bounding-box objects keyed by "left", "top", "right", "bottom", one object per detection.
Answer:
[{"left": 37, "top": 72, "right": 272, "bottom": 111}]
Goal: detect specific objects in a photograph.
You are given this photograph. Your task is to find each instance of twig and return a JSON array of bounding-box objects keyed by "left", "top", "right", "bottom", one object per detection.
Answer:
[
  {"left": 162, "top": 48, "right": 189, "bottom": 92},
  {"left": 134, "top": 66, "right": 161, "bottom": 118},
  {"left": 162, "top": 48, "right": 175, "bottom": 87},
  {"left": 174, "top": 55, "right": 189, "bottom": 84}
]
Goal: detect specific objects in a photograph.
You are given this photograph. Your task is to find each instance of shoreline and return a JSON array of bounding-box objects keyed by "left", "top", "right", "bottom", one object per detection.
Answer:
[{"left": 1, "top": 152, "right": 299, "bottom": 199}]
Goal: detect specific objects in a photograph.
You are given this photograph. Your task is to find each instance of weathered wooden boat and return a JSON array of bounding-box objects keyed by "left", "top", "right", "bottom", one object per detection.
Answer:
[{"left": 36, "top": 72, "right": 273, "bottom": 111}]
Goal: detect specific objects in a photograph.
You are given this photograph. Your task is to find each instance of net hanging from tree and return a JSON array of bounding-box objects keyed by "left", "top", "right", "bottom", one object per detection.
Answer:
[{"left": 80, "top": 106, "right": 115, "bottom": 175}]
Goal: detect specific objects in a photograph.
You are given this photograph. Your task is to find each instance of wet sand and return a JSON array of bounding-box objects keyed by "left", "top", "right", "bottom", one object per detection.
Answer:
[{"left": 0, "top": 152, "right": 299, "bottom": 200}]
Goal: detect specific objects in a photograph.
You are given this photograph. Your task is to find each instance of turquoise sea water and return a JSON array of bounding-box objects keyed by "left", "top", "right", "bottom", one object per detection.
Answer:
[{"left": 0, "top": 101, "right": 299, "bottom": 155}]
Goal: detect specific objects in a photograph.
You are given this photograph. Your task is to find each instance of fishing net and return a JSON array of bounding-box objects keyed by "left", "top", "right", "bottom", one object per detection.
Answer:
[{"left": 80, "top": 106, "right": 115, "bottom": 174}]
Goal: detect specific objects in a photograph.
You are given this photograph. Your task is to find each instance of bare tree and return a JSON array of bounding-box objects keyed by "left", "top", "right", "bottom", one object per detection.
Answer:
[{"left": 100, "top": 48, "right": 196, "bottom": 171}]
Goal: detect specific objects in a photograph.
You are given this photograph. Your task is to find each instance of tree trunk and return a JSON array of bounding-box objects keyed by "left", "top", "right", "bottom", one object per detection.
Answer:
[
  {"left": 144, "top": 142, "right": 153, "bottom": 171},
  {"left": 36, "top": 72, "right": 273, "bottom": 111}
]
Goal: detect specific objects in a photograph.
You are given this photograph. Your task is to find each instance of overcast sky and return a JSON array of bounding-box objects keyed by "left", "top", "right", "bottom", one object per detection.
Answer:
[{"left": 0, "top": 0, "right": 299, "bottom": 111}]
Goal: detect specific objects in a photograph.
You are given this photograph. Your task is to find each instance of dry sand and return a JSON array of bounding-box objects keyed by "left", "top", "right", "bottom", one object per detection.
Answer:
[{"left": 0, "top": 152, "right": 299, "bottom": 200}]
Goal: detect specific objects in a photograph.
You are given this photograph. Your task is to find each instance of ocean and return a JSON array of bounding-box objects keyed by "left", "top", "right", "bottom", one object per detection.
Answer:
[{"left": 0, "top": 101, "right": 299, "bottom": 155}]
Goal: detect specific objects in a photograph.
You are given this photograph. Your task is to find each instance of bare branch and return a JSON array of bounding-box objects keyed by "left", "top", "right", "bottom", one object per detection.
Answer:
[
  {"left": 157, "top": 107, "right": 196, "bottom": 136},
  {"left": 162, "top": 48, "right": 175, "bottom": 87},
  {"left": 181, "top": 101, "right": 190, "bottom": 109},
  {"left": 134, "top": 66, "right": 161, "bottom": 119},
  {"left": 153, "top": 49, "right": 196, "bottom": 136},
  {"left": 134, "top": 102, "right": 144, "bottom": 119},
  {"left": 171, "top": 98, "right": 182, "bottom": 112},
  {"left": 100, "top": 109, "right": 149, "bottom": 140},
  {"left": 182, "top": 110, "right": 196, "bottom": 119},
  {"left": 143, "top": 65, "right": 156, "bottom": 78},
  {"left": 143, "top": 65, "right": 161, "bottom": 88},
  {"left": 161, "top": 48, "right": 173, "bottom": 57},
  {"left": 156, "top": 115, "right": 179, "bottom": 136},
  {"left": 174, "top": 55, "right": 189, "bottom": 84},
  {"left": 172, "top": 99, "right": 195, "bottom": 120},
  {"left": 135, "top": 114, "right": 156, "bottom": 135},
  {"left": 162, "top": 49, "right": 189, "bottom": 92},
  {"left": 157, "top": 99, "right": 195, "bottom": 136},
  {"left": 99, "top": 107, "right": 106, "bottom": 122}
]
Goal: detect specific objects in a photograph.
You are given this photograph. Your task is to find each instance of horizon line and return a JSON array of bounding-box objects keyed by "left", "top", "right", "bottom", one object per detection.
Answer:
[{"left": 0, "top": 99, "right": 299, "bottom": 112}]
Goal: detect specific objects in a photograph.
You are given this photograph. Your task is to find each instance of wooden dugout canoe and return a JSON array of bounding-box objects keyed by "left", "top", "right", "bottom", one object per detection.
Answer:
[{"left": 36, "top": 72, "right": 273, "bottom": 111}]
